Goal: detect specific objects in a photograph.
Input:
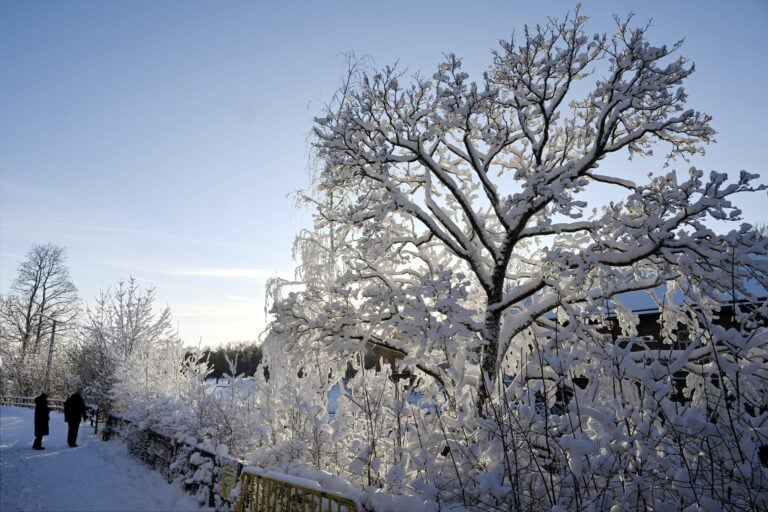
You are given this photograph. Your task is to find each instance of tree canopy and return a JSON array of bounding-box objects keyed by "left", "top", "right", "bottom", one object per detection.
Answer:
[
  {"left": 261, "top": 11, "right": 768, "bottom": 509},
  {"left": 268, "top": 10, "right": 768, "bottom": 413}
]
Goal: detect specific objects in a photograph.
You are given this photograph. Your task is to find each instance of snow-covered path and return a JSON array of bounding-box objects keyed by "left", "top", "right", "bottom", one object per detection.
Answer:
[{"left": 0, "top": 406, "right": 210, "bottom": 512}]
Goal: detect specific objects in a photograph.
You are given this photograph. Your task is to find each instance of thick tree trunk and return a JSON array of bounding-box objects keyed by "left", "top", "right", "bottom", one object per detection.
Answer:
[{"left": 478, "top": 296, "right": 502, "bottom": 416}]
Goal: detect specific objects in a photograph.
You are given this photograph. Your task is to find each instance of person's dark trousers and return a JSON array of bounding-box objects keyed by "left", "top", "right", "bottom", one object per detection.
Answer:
[
  {"left": 67, "top": 422, "right": 79, "bottom": 447},
  {"left": 32, "top": 435, "right": 44, "bottom": 449}
]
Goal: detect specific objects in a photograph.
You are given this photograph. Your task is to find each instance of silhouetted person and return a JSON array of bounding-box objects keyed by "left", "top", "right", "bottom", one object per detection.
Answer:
[
  {"left": 64, "top": 391, "right": 87, "bottom": 447},
  {"left": 33, "top": 393, "right": 49, "bottom": 450}
]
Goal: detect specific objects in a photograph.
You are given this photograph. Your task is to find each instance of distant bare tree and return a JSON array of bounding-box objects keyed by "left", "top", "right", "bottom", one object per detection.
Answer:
[{"left": 0, "top": 244, "right": 80, "bottom": 394}]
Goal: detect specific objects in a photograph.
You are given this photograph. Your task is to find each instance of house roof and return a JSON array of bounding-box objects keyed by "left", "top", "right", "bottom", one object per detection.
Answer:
[{"left": 613, "top": 279, "right": 767, "bottom": 314}]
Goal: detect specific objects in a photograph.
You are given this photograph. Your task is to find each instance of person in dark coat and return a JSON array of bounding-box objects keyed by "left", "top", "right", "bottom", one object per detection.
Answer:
[
  {"left": 33, "top": 393, "right": 49, "bottom": 450},
  {"left": 63, "top": 391, "right": 87, "bottom": 447}
]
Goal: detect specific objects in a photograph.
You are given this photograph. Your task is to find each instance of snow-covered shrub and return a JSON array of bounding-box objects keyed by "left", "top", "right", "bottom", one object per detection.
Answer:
[{"left": 245, "top": 330, "right": 337, "bottom": 469}]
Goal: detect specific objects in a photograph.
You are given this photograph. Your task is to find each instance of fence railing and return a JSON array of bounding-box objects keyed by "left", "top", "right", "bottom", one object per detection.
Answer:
[
  {"left": 0, "top": 395, "right": 65, "bottom": 411},
  {"left": 102, "top": 414, "right": 364, "bottom": 511},
  {"left": 237, "top": 467, "right": 361, "bottom": 512}
]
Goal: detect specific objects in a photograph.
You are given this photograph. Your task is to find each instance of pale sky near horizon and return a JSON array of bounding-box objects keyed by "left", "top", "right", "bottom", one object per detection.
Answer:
[{"left": 1, "top": 0, "right": 766, "bottom": 347}]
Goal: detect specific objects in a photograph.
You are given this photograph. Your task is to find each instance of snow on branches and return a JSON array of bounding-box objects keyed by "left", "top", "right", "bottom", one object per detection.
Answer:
[
  {"left": 261, "top": 8, "right": 768, "bottom": 510},
  {"left": 308, "top": 9, "right": 767, "bottom": 412}
]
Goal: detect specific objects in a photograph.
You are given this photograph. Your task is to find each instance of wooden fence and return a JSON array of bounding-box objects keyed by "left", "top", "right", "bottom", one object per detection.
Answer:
[{"left": 0, "top": 395, "right": 65, "bottom": 411}]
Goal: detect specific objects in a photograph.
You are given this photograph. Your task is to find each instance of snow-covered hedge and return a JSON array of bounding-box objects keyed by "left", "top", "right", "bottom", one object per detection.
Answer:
[
  {"left": 106, "top": 413, "right": 244, "bottom": 510},
  {"left": 103, "top": 312, "right": 768, "bottom": 512}
]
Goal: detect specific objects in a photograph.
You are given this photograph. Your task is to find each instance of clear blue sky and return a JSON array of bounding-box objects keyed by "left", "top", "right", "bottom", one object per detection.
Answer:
[{"left": 1, "top": 0, "right": 766, "bottom": 347}]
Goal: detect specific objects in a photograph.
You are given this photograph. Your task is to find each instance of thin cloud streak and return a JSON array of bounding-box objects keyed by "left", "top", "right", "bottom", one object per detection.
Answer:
[
  {"left": 171, "top": 268, "right": 293, "bottom": 280},
  {"left": 173, "top": 300, "right": 266, "bottom": 318},
  {"left": 223, "top": 295, "right": 262, "bottom": 302},
  {"left": 0, "top": 214, "right": 256, "bottom": 249},
  {"left": 0, "top": 252, "right": 24, "bottom": 261}
]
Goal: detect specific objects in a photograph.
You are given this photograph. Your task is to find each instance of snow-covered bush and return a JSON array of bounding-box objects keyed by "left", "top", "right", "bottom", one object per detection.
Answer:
[{"left": 246, "top": 329, "right": 337, "bottom": 468}]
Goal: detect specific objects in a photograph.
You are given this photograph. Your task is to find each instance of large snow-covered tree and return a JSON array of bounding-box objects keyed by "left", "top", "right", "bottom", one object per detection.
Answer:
[
  {"left": 257, "top": 10, "right": 768, "bottom": 510},
  {"left": 304, "top": 11, "right": 768, "bottom": 411}
]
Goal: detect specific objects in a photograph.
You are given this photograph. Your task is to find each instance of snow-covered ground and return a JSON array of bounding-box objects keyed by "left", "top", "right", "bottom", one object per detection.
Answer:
[{"left": 0, "top": 406, "right": 210, "bottom": 512}]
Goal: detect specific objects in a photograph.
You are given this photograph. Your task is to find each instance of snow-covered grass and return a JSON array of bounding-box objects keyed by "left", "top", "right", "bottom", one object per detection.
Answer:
[{"left": 0, "top": 406, "right": 211, "bottom": 512}]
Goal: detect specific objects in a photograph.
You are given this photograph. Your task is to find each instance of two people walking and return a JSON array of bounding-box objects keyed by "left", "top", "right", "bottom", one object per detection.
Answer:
[{"left": 32, "top": 390, "right": 87, "bottom": 450}]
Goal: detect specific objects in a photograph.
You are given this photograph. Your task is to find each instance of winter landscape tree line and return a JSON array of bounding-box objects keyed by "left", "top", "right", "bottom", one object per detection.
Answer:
[
  {"left": 2, "top": 8, "right": 768, "bottom": 511},
  {"left": 0, "top": 244, "right": 262, "bottom": 400}
]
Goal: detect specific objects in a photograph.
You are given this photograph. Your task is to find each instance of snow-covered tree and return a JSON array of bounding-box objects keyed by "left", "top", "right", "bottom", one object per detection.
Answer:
[
  {"left": 72, "top": 277, "right": 180, "bottom": 413},
  {"left": 261, "top": 8, "right": 768, "bottom": 511},
  {"left": 0, "top": 243, "right": 80, "bottom": 395},
  {"left": 307, "top": 9, "right": 767, "bottom": 411}
]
